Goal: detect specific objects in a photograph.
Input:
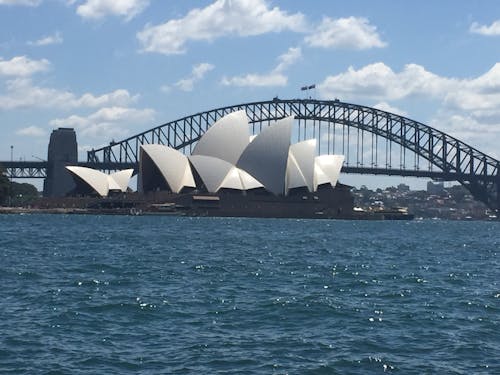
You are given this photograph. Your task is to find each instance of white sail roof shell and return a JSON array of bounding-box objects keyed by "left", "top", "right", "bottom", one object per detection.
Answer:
[
  {"left": 189, "top": 155, "right": 263, "bottom": 192},
  {"left": 192, "top": 110, "right": 250, "bottom": 165},
  {"left": 314, "top": 155, "right": 345, "bottom": 190},
  {"left": 237, "top": 169, "right": 263, "bottom": 190},
  {"left": 66, "top": 166, "right": 109, "bottom": 197},
  {"left": 237, "top": 116, "right": 293, "bottom": 195},
  {"left": 286, "top": 154, "right": 305, "bottom": 193},
  {"left": 66, "top": 167, "right": 134, "bottom": 196},
  {"left": 219, "top": 166, "right": 244, "bottom": 191},
  {"left": 140, "top": 144, "right": 195, "bottom": 193},
  {"left": 220, "top": 166, "right": 263, "bottom": 191},
  {"left": 109, "top": 169, "right": 134, "bottom": 192},
  {"left": 314, "top": 163, "right": 330, "bottom": 189},
  {"left": 189, "top": 155, "right": 234, "bottom": 193},
  {"left": 107, "top": 176, "right": 121, "bottom": 191},
  {"left": 286, "top": 139, "right": 316, "bottom": 193}
]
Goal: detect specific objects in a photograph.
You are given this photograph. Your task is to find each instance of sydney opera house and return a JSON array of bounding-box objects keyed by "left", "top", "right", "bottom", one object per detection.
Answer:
[
  {"left": 66, "top": 111, "right": 354, "bottom": 218},
  {"left": 66, "top": 167, "right": 134, "bottom": 197}
]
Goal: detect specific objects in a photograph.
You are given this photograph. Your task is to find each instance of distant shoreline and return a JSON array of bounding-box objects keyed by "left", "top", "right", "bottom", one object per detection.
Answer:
[
  {"left": 0, "top": 206, "right": 408, "bottom": 220},
  {"left": 1, "top": 206, "right": 495, "bottom": 221}
]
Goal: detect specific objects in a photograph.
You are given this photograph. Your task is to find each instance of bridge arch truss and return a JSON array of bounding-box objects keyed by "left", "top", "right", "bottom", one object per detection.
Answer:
[{"left": 87, "top": 99, "right": 499, "bottom": 212}]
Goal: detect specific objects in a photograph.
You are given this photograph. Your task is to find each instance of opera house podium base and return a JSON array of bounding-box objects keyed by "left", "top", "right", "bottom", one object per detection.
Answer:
[{"left": 141, "top": 183, "right": 354, "bottom": 219}]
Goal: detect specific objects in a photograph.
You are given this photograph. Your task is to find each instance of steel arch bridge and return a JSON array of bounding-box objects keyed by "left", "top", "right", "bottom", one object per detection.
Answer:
[{"left": 87, "top": 98, "right": 499, "bottom": 212}]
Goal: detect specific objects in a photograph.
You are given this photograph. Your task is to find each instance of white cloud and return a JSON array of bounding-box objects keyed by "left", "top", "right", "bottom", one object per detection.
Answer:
[
  {"left": 0, "top": 78, "right": 73, "bottom": 109},
  {"left": 430, "top": 113, "right": 500, "bottom": 159},
  {"left": 318, "top": 62, "right": 500, "bottom": 119},
  {"left": 304, "top": 17, "right": 386, "bottom": 50},
  {"left": 373, "top": 102, "right": 408, "bottom": 116},
  {"left": 318, "top": 62, "right": 455, "bottom": 101},
  {"left": 318, "top": 62, "right": 500, "bottom": 155},
  {"left": 159, "top": 85, "right": 171, "bottom": 93},
  {"left": 0, "top": 78, "right": 137, "bottom": 110},
  {"left": 16, "top": 125, "right": 46, "bottom": 137},
  {"left": 72, "top": 88, "right": 137, "bottom": 107},
  {"left": 221, "top": 46, "right": 300, "bottom": 87},
  {"left": 50, "top": 106, "right": 155, "bottom": 138},
  {"left": 175, "top": 63, "right": 214, "bottom": 92},
  {"left": 77, "top": 0, "right": 149, "bottom": 21},
  {"left": 274, "top": 46, "right": 301, "bottom": 73},
  {"left": 443, "top": 63, "right": 500, "bottom": 120},
  {"left": 137, "top": 0, "right": 306, "bottom": 55},
  {"left": 0, "top": 0, "right": 41, "bottom": 6},
  {"left": 221, "top": 72, "right": 287, "bottom": 87},
  {"left": 28, "top": 32, "right": 63, "bottom": 46},
  {"left": 470, "top": 20, "right": 500, "bottom": 36},
  {"left": 0, "top": 56, "right": 50, "bottom": 77}
]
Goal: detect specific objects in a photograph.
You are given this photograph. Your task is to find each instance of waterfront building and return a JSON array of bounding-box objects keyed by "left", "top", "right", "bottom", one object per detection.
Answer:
[
  {"left": 64, "top": 111, "right": 353, "bottom": 218},
  {"left": 139, "top": 111, "right": 344, "bottom": 197},
  {"left": 65, "top": 166, "right": 133, "bottom": 197}
]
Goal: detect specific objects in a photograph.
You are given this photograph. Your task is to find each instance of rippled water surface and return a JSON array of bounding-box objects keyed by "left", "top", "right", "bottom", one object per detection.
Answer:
[{"left": 0, "top": 214, "right": 499, "bottom": 374}]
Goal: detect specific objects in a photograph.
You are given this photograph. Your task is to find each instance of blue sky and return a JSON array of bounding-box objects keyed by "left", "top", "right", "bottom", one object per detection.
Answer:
[{"left": 1, "top": 0, "right": 499, "bottom": 189}]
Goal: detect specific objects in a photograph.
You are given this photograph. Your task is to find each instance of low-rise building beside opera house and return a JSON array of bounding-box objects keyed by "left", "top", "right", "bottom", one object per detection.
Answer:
[{"left": 63, "top": 111, "right": 355, "bottom": 218}]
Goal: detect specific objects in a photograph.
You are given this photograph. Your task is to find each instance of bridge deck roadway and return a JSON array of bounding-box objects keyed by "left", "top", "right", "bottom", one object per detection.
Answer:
[{"left": 1, "top": 160, "right": 495, "bottom": 182}]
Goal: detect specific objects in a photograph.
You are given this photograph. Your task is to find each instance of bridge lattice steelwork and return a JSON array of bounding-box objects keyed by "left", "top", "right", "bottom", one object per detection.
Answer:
[
  {"left": 0, "top": 161, "right": 48, "bottom": 178},
  {"left": 2, "top": 99, "right": 498, "bottom": 211},
  {"left": 85, "top": 99, "right": 499, "bottom": 212}
]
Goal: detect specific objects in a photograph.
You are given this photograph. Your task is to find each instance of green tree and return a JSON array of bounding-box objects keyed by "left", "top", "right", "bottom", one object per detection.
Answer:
[
  {"left": 0, "top": 167, "right": 39, "bottom": 206},
  {"left": 11, "top": 181, "right": 39, "bottom": 205},
  {"left": 0, "top": 167, "right": 10, "bottom": 205}
]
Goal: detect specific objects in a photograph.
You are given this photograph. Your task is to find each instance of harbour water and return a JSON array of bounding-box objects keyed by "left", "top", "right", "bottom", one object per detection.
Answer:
[{"left": 0, "top": 215, "right": 499, "bottom": 374}]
